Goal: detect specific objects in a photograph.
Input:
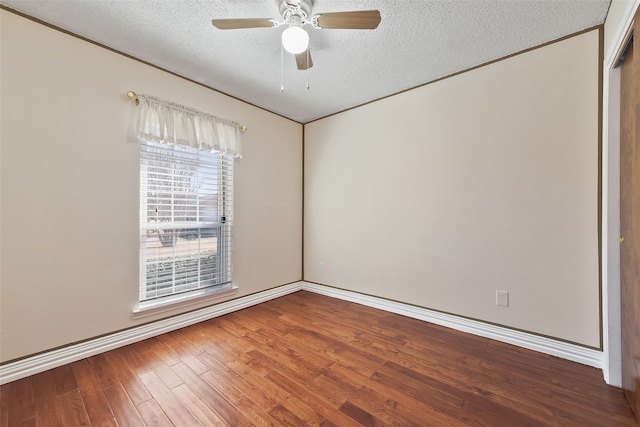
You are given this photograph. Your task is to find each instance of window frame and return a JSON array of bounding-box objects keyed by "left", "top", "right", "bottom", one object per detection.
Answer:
[{"left": 136, "top": 140, "right": 235, "bottom": 314}]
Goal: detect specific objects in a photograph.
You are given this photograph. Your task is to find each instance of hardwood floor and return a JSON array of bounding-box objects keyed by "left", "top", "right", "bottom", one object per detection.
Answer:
[{"left": 1, "top": 290, "right": 637, "bottom": 426}]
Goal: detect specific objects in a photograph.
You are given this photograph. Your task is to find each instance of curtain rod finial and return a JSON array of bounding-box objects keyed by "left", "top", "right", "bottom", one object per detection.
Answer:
[
  {"left": 240, "top": 126, "right": 247, "bottom": 132},
  {"left": 127, "top": 91, "right": 140, "bottom": 106}
]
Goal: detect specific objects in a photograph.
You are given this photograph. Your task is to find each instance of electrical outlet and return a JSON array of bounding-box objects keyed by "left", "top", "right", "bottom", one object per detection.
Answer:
[
  {"left": 319, "top": 262, "right": 324, "bottom": 273},
  {"left": 496, "top": 290, "right": 509, "bottom": 307}
]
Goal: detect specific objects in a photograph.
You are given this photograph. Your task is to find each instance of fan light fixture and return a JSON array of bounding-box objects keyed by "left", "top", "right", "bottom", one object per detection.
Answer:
[
  {"left": 212, "top": 0, "right": 382, "bottom": 71},
  {"left": 281, "top": 26, "right": 309, "bottom": 54}
]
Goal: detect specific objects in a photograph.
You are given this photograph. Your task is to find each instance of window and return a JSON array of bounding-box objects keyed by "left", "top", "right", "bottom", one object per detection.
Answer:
[{"left": 139, "top": 140, "right": 233, "bottom": 302}]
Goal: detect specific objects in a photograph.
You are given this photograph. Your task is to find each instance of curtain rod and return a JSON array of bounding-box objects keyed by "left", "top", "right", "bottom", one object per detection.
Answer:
[{"left": 127, "top": 91, "right": 247, "bottom": 132}]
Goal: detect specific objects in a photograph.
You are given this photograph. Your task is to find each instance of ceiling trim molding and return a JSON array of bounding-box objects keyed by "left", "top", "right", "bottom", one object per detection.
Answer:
[
  {"left": 305, "top": 24, "right": 605, "bottom": 125},
  {"left": 0, "top": 5, "right": 304, "bottom": 126},
  {"left": 1, "top": 4, "right": 603, "bottom": 126}
]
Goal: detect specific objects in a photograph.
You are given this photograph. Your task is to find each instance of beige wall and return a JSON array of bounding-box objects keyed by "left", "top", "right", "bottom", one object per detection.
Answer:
[
  {"left": 0, "top": 8, "right": 603, "bottom": 362},
  {"left": 304, "top": 30, "right": 601, "bottom": 347},
  {"left": 0, "top": 11, "right": 302, "bottom": 362}
]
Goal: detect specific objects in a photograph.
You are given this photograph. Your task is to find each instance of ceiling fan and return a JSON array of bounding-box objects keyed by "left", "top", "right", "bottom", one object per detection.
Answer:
[{"left": 212, "top": 0, "right": 381, "bottom": 71}]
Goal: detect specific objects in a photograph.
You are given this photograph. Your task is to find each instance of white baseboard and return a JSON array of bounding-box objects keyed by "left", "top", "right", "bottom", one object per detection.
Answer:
[
  {"left": 0, "top": 282, "right": 303, "bottom": 385},
  {"left": 301, "top": 282, "right": 603, "bottom": 369},
  {"left": 1, "top": 280, "right": 602, "bottom": 385}
]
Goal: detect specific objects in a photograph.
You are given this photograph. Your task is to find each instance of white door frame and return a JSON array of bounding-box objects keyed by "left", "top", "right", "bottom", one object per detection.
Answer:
[{"left": 602, "top": 0, "right": 640, "bottom": 386}]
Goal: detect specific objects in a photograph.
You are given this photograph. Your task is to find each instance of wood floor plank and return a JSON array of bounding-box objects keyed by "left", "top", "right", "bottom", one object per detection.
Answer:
[
  {"left": 145, "top": 336, "right": 182, "bottom": 367},
  {"left": 180, "top": 352, "right": 213, "bottom": 376},
  {"left": 138, "top": 370, "right": 199, "bottom": 426},
  {"left": 247, "top": 339, "right": 325, "bottom": 382},
  {"left": 176, "top": 319, "right": 231, "bottom": 355},
  {"left": 1, "top": 291, "right": 637, "bottom": 426},
  {"left": 225, "top": 310, "right": 267, "bottom": 333},
  {"left": 172, "top": 383, "right": 230, "bottom": 427},
  {"left": 215, "top": 316, "right": 253, "bottom": 338},
  {"left": 250, "top": 326, "right": 336, "bottom": 373},
  {"left": 326, "top": 362, "right": 432, "bottom": 426},
  {"left": 311, "top": 373, "right": 359, "bottom": 409},
  {"left": 279, "top": 325, "right": 384, "bottom": 378},
  {"left": 92, "top": 418, "right": 118, "bottom": 427},
  {"left": 358, "top": 384, "right": 455, "bottom": 427},
  {"left": 125, "top": 337, "right": 183, "bottom": 384},
  {"left": 4, "top": 377, "right": 35, "bottom": 427},
  {"left": 203, "top": 339, "right": 272, "bottom": 377},
  {"left": 199, "top": 369, "right": 281, "bottom": 427},
  {"left": 460, "top": 397, "right": 547, "bottom": 427},
  {"left": 157, "top": 328, "right": 205, "bottom": 358},
  {"left": 58, "top": 388, "right": 92, "bottom": 427},
  {"left": 332, "top": 341, "right": 389, "bottom": 378},
  {"left": 197, "top": 350, "right": 281, "bottom": 412},
  {"left": 246, "top": 329, "right": 332, "bottom": 379},
  {"left": 0, "top": 383, "right": 9, "bottom": 427},
  {"left": 157, "top": 328, "right": 208, "bottom": 374},
  {"left": 268, "top": 404, "right": 307, "bottom": 427},
  {"left": 193, "top": 322, "right": 257, "bottom": 356},
  {"left": 113, "top": 342, "right": 152, "bottom": 375},
  {"left": 121, "top": 340, "right": 163, "bottom": 375},
  {"left": 551, "top": 367, "right": 629, "bottom": 402},
  {"left": 369, "top": 367, "right": 465, "bottom": 415},
  {"left": 406, "top": 328, "right": 490, "bottom": 365},
  {"left": 224, "top": 361, "right": 326, "bottom": 425},
  {"left": 398, "top": 338, "right": 485, "bottom": 378},
  {"left": 103, "top": 347, "right": 153, "bottom": 406},
  {"left": 338, "top": 401, "right": 387, "bottom": 427},
  {"left": 21, "top": 370, "right": 64, "bottom": 427},
  {"left": 102, "top": 383, "right": 146, "bottom": 427},
  {"left": 388, "top": 339, "right": 558, "bottom": 417},
  {"left": 369, "top": 318, "right": 417, "bottom": 344},
  {"left": 265, "top": 369, "right": 369, "bottom": 427},
  {"left": 384, "top": 358, "right": 556, "bottom": 423},
  {"left": 197, "top": 345, "right": 291, "bottom": 426},
  {"left": 70, "top": 360, "right": 114, "bottom": 425},
  {"left": 151, "top": 359, "right": 185, "bottom": 390},
  {"left": 171, "top": 362, "right": 252, "bottom": 427},
  {"left": 136, "top": 399, "right": 173, "bottom": 427},
  {"left": 86, "top": 353, "right": 119, "bottom": 389},
  {"left": 241, "top": 303, "right": 287, "bottom": 325},
  {"left": 277, "top": 311, "right": 363, "bottom": 343},
  {"left": 51, "top": 364, "right": 78, "bottom": 396},
  {"left": 550, "top": 387, "right": 638, "bottom": 426}
]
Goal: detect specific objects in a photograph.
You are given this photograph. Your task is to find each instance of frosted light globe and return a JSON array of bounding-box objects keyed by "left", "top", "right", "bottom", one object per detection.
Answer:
[{"left": 282, "top": 26, "right": 309, "bottom": 54}]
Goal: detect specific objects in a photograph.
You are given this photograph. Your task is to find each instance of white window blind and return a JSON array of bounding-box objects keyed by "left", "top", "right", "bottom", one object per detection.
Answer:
[{"left": 140, "top": 140, "right": 233, "bottom": 302}]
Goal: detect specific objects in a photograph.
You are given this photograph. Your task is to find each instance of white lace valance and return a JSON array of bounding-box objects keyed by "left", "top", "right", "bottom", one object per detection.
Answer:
[{"left": 136, "top": 94, "right": 243, "bottom": 158}]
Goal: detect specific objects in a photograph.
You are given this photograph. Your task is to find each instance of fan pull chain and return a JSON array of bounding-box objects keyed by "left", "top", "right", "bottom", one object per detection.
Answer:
[
  {"left": 280, "top": 43, "right": 285, "bottom": 93},
  {"left": 306, "top": 49, "right": 310, "bottom": 90}
]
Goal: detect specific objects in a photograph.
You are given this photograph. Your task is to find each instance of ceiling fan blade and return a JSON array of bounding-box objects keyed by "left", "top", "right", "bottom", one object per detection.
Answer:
[
  {"left": 315, "top": 10, "right": 381, "bottom": 29},
  {"left": 212, "top": 18, "right": 275, "bottom": 30},
  {"left": 295, "top": 50, "right": 313, "bottom": 70}
]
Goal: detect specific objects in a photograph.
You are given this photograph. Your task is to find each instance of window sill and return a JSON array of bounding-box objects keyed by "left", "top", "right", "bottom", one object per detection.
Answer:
[{"left": 132, "top": 284, "right": 238, "bottom": 320}]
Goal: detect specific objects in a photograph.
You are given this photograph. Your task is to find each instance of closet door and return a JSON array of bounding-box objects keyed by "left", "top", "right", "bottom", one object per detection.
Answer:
[{"left": 620, "top": 10, "right": 640, "bottom": 419}]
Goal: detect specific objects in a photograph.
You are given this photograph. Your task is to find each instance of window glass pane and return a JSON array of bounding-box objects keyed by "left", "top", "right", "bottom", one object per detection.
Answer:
[{"left": 140, "top": 141, "right": 232, "bottom": 302}]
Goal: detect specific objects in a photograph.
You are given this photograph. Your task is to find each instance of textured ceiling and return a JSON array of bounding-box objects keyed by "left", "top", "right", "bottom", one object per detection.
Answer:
[{"left": 1, "top": 0, "right": 610, "bottom": 123}]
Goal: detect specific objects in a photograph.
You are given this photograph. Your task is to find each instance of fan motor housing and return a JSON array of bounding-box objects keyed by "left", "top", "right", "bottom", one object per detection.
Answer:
[{"left": 280, "top": 0, "right": 312, "bottom": 22}]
